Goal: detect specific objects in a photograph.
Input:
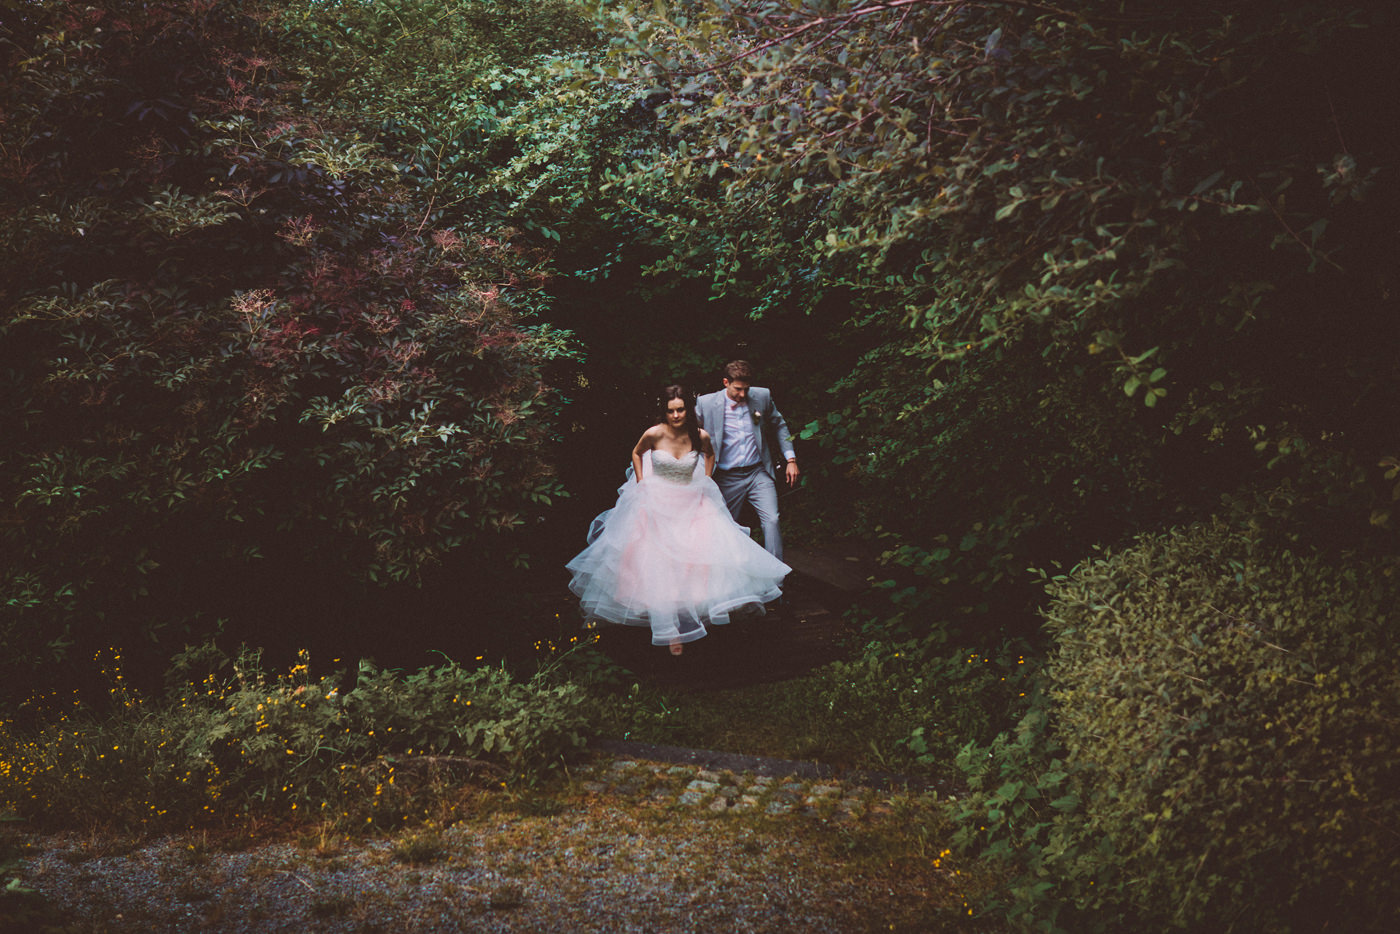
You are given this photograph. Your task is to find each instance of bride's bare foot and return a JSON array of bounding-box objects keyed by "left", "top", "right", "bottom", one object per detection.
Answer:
[{"left": 669, "top": 641, "right": 683, "bottom": 656}]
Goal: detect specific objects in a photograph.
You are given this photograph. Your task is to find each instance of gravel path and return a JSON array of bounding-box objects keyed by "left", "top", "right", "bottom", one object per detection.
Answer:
[{"left": 7, "top": 753, "right": 965, "bottom": 933}]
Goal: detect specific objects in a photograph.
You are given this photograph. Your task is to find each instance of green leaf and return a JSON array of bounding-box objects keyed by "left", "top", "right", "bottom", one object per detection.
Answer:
[
  {"left": 1191, "top": 170, "right": 1224, "bottom": 195},
  {"left": 995, "top": 199, "right": 1023, "bottom": 221}
]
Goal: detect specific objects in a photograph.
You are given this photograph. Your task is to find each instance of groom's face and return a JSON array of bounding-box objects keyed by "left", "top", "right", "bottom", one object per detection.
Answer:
[{"left": 723, "top": 379, "right": 750, "bottom": 404}]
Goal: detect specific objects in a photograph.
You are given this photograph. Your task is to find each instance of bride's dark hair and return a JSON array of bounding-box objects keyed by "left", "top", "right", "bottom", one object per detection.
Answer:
[{"left": 661, "top": 384, "right": 701, "bottom": 451}]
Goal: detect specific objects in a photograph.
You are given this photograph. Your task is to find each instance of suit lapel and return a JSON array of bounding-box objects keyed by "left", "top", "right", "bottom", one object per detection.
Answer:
[
  {"left": 707, "top": 393, "right": 724, "bottom": 454},
  {"left": 749, "top": 394, "right": 765, "bottom": 464}
]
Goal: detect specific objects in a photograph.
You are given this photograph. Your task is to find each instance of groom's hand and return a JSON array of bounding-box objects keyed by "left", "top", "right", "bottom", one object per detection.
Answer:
[{"left": 785, "top": 459, "right": 800, "bottom": 488}]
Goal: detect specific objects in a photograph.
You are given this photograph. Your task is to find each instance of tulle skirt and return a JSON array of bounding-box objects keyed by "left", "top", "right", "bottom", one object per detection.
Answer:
[{"left": 566, "top": 457, "right": 790, "bottom": 645}]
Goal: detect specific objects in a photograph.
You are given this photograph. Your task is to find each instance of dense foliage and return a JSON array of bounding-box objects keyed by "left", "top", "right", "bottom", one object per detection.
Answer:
[
  {"left": 590, "top": 0, "right": 1399, "bottom": 626},
  {"left": 270, "top": 0, "right": 800, "bottom": 461},
  {"left": 0, "top": 646, "right": 592, "bottom": 832},
  {"left": 0, "top": 0, "right": 575, "bottom": 694},
  {"left": 273, "top": 0, "right": 612, "bottom": 243},
  {"left": 955, "top": 522, "right": 1400, "bottom": 932}
]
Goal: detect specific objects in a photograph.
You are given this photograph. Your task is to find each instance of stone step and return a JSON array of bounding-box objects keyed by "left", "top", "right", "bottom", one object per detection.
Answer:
[
  {"left": 590, "top": 740, "right": 948, "bottom": 793},
  {"left": 576, "top": 750, "right": 945, "bottom": 819}
]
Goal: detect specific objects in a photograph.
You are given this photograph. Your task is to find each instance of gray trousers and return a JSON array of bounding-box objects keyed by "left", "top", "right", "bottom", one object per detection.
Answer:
[{"left": 713, "top": 464, "right": 783, "bottom": 562}]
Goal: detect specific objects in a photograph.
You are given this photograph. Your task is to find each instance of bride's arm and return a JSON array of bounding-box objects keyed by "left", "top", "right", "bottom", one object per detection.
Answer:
[
  {"left": 631, "top": 428, "right": 657, "bottom": 482},
  {"left": 699, "top": 429, "right": 715, "bottom": 477}
]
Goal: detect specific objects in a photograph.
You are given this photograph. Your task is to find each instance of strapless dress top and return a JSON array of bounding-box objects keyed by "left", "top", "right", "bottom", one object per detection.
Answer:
[{"left": 651, "top": 449, "right": 699, "bottom": 484}]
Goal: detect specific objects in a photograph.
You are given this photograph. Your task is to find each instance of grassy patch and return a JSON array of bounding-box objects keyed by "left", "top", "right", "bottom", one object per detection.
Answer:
[
  {"left": 592, "top": 639, "right": 1034, "bottom": 783},
  {"left": 308, "top": 894, "right": 356, "bottom": 919},
  {"left": 487, "top": 881, "right": 525, "bottom": 910},
  {"left": 389, "top": 827, "right": 447, "bottom": 865},
  {"left": 296, "top": 823, "right": 347, "bottom": 859},
  {"left": 0, "top": 825, "right": 67, "bottom": 933}
]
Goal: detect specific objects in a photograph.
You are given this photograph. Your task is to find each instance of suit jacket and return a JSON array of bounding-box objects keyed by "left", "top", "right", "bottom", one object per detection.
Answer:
[{"left": 695, "top": 386, "right": 795, "bottom": 479}]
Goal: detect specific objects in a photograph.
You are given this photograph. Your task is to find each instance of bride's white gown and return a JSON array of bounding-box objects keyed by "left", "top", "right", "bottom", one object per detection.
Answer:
[{"left": 566, "top": 449, "right": 791, "bottom": 646}]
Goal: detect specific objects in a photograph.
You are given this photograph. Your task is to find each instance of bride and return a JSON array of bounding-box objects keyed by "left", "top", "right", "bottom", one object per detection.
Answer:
[{"left": 566, "top": 385, "right": 791, "bottom": 654}]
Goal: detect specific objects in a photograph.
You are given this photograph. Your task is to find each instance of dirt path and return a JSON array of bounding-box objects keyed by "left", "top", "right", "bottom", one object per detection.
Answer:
[{"left": 7, "top": 749, "right": 981, "bottom": 934}]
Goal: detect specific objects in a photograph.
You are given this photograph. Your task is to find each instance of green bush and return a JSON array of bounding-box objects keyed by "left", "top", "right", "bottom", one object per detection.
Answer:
[
  {"left": 0, "top": 647, "right": 594, "bottom": 832},
  {"left": 956, "top": 521, "right": 1400, "bottom": 932},
  {"left": 859, "top": 638, "right": 1037, "bottom": 774},
  {"left": 0, "top": 0, "right": 575, "bottom": 691}
]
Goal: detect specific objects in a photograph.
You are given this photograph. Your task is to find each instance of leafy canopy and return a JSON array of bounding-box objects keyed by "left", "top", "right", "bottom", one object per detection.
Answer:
[
  {"left": 0, "top": 0, "right": 577, "bottom": 689},
  {"left": 586, "top": 0, "right": 1399, "bottom": 625}
]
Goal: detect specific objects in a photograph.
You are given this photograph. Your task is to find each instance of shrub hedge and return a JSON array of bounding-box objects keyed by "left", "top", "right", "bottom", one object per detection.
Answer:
[{"left": 957, "top": 520, "right": 1399, "bottom": 931}]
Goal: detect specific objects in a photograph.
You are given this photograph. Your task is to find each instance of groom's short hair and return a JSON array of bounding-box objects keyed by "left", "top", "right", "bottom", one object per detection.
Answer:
[{"left": 723, "top": 360, "right": 754, "bottom": 382}]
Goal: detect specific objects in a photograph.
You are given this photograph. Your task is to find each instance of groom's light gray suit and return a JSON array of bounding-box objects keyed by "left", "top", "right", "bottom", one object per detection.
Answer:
[{"left": 695, "top": 386, "right": 795, "bottom": 561}]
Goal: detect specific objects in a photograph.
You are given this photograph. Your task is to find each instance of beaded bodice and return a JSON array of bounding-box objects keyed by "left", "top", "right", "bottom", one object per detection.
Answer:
[{"left": 651, "top": 449, "right": 699, "bottom": 484}]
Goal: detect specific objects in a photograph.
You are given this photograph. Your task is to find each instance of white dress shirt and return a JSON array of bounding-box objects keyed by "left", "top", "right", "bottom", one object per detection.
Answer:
[{"left": 717, "top": 399, "right": 761, "bottom": 470}]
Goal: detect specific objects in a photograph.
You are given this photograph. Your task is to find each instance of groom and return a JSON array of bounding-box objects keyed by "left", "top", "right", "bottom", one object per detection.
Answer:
[{"left": 696, "top": 360, "right": 799, "bottom": 562}]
